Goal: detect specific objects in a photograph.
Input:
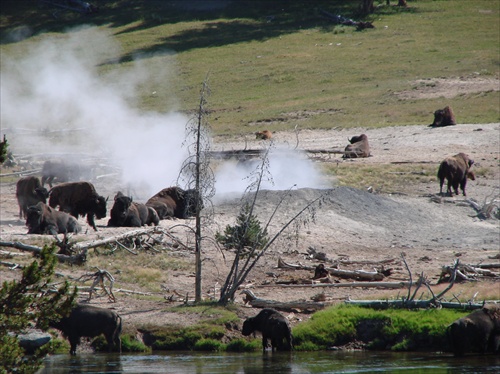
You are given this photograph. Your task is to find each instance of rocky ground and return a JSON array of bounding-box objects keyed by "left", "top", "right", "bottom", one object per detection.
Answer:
[{"left": 1, "top": 122, "right": 499, "bottom": 338}]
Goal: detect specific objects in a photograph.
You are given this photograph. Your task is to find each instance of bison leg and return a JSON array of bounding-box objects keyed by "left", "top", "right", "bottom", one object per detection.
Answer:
[
  {"left": 68, "top": 335, "right": 80, "bottom": 355},
  {"left": 87, "top": 213, "right": 98, "bottom": 231},
  {"left": 460, "top": 178, "right": 468, "bottom": 196},
  {"left": 261, "top": 335, "right": 269, "bottom": 352}
]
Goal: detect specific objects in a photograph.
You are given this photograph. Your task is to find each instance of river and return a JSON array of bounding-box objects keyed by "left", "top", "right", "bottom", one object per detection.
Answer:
[{"left": 38, "top": 351, "right": 500, "bottom": 373}]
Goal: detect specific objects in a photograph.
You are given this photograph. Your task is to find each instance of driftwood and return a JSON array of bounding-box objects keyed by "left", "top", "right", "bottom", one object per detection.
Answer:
[
  {"left": 259, "top": 281, "right": 410, "bottom": 289},
  {"left": 277, "top": 257, "right": 388, "bottom": 281},
  {"left": 439, "top": 262, "right": 500, "bottom": 282},
  {"left": 344, "top": 298, "right": 486, "bottom": 310},
  {"left": 240, "top": 289, "right": 326, "bottom": 313},
  {"left": 0, "top": 241, "right": 86, "bottom": 265}
]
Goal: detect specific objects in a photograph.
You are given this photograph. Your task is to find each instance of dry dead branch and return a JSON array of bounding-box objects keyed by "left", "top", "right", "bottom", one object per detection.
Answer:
[
  {"left": 0, "top": 241, "right": 87, "bottom": 265},
  {"left": 240, "top": 289, "right": 326, "bottom": 313},
  {"left": 77, "top": 268, "right": 116, "bottom": 302}
]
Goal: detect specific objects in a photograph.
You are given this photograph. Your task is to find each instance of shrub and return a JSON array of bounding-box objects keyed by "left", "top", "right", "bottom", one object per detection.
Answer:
[{"left": 194, "top": 338, "right": 224, "bottom": 352}]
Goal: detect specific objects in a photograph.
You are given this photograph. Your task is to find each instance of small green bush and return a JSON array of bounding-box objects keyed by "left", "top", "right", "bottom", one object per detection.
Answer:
[
  {"left": 226, "top": 338, "right": 260, "bottom": 352},
  {"left": 194, "top": 338, "right": 224, "bottom": 352},
  {"left": 121, "top": 334, "right": 151, "bottom": 353}
]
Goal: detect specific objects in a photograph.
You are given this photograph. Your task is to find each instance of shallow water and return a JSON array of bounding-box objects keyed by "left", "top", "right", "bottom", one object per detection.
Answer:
[{"left": 38, "top": 351, "right": 500, "bottom": 374}]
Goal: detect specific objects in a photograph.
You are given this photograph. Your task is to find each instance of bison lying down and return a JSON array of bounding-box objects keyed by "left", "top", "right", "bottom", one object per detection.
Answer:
[
  {"left": 16, "top": 176, "right": 49, "bottom": 219},
  {"left": 255, "top": 130, "right": 272, "bottom": 140},
  {"left": 49, "top": 181, "right": 107, "bottom": 231},
  {"left": 343, "top": 134, "right": 370, "bottom": 158},
  {"left": 108, "top": 192, "right": 159, "bottom": 227},
  {"left": 242, "top": 308, "right": 293, "bottom": 352},
  {"left": 50, "top": 304, "right": 122, "bottom": 355},
  {"left": 430, "top": 106, "right": 456, "bottom": 127},
  {"left": 26, "top": 202, "right": 82, "bottom": 235},
  {"left": 146, "top": 187, "right": 203, "bottom": 219},
  {"left": 438, "top": 153, "right": 474, "bottom": 196}
]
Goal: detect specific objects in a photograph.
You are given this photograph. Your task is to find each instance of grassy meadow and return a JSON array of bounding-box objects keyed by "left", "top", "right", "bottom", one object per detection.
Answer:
[{"left": 1, "top": 0, "right": 498, "bottom": 136}]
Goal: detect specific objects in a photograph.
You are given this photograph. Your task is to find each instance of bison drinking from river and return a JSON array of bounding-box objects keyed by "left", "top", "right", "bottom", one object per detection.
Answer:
[
  {"left": 50, "top": 304, "right": 122, "bottom": 355},
  {"left": 242, "top": 308, "right": 293, "bottom": 352},
  {"left": 48, "top": 181, "right": 107, "bottom": 231}
]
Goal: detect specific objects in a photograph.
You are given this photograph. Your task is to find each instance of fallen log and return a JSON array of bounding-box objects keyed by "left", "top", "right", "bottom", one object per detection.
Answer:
[
  {"left": 259, "top": 281, "right": 410, "bottom": 289},
  {"left": 0, "top": 241, "right": 86, "bottom": 265},
  {"left": 240, "top": 289, "right": 326, "bottom": 313},
  {"left": 73, "top": 226, "right": 165, "bottom": 251},
  {"left": 344, "top": 298, "right": 485, "bottom": 310},
  {"left": 277, "top": 258, "right": 387, "bottom": 281}
]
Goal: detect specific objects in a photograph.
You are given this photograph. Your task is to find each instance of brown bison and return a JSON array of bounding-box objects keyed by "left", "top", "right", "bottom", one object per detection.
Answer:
[
  {"left": 430, "top": 106, "right": 456, "bottom": 127},
  {"left": 242, "top": 308, "right": 293, "bottom": 352},
  {"left": 50, "top": 304, "right": 122, "bottom": 355},
  {"left": 48, "top": 181, "right": 107, "bottom": 231},
  {"left": 312, "top": 264, "right": 330, "bottom": 280},
  {"left": 343, "top": 134, "right": 370, "bottom": 158},
  {"left": 448, "top": 304, "right": 500, "bottom": 356},
  {"left": 255, "top": 130, "right": 272, "bottom": 140},
  {"left": 146, "top": 187, "right": 203, "bottom": 219},
  {"left": 16, "top": 176, "right": 49, "bottom": 219},
  {"left": 26, "top": 202, "right": 82, "bottom": 235},
  {"left": 437, "top": 153, "right": 474, "bottom": 196},
  {"left": 108, "top": 192, "right": 159, "bottom": 227}
]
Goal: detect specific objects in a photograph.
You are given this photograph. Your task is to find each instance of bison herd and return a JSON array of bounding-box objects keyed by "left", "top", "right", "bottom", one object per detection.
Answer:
[{"left": 16, "top": 161, "right": 203, "bottom": 235}]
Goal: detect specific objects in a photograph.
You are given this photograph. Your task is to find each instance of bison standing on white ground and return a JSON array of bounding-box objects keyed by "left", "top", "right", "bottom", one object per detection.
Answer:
[
  {"left": 48, "top": 181, "right": 107, "bottom": 231},
  {"left": 16, "top": 176, "right": 49, "bottom": 219},
  {"left": 437, "top": 153, "right": 474, "bottom": 196}
]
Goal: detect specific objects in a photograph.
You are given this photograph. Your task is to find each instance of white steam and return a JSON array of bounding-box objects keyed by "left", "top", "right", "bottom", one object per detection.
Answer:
[{"left": 1, "top": 27, "right": 328, "bottom": 201}]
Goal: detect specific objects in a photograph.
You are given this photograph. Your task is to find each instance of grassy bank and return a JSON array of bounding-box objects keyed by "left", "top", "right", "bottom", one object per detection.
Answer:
[{"left": 1, "top": 1, "right": 498, "bottom": 136}]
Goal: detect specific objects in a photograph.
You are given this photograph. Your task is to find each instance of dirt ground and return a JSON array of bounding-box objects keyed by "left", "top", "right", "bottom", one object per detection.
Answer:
[{"left": 1, "top": 118, "right": 499, "bottom": 336}]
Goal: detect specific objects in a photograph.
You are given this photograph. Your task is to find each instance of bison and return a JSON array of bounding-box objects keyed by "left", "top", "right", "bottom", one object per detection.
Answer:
[
  {"left": 343, "top": 134, "right": 370, "bottom": 158},
  {"left": 108, "top": 192, "right": 159, "bottom": 227},
  {"left": 430, "top": 106, "right": 456, "bottom": 127},
  {"left": 50, "top": 304, "right": 122, "bottom": 355},
  {"left": 146, "top": 187, "right": 203, "bottom": 219},
  {"left": 447, "top": 304, "right": 500, "bottom": 356},
  {"left": 26, "top": 202, "right": 81, "bottom": 235},
  {"left": 312, "top": 264, "right": 330, "bottom": 280},
  {"left": 16, "top": 176, "right": 49, "bottom": 219},
  {"left": 437, "top": 153, "right": 474, "bottom": 196},
  {"left": 255, "top": 130, "right": 272, "bottom": 140},
  {"left": 242, "top": 308, "right": 293, "bottom": 352},
  {"left": 48, "top": 181, "right": 107, "bottom": 231}
]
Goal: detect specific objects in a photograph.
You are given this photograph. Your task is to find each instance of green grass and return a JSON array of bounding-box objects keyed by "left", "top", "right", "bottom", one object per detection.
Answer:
[
  {"left": 292, "top": 305, "right": 470, "bottom": 351},
  {"left": 1, "top": 1, "right": 498, "bottom": 136}
]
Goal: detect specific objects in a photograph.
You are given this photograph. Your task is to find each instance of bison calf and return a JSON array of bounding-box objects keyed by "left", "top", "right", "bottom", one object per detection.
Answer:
[
  {"left": 242, "top": 308, "right": 292, "bottom": 352},
  {"left": 50, "top": 304, "right": 122, "bottom": 355},
  {"left": 108, "top": 192, "right": 159, "bottom": 227},
  {"left": 343, "top": 134, "right": 370, "bottom": 158},
  {"left": 16, "top": 176, "right": 49, "bottom": 219},
  {"left": 437, "top": 153, "right": 474, "bottom": 196},
  {"left": 26, "top": 202, "right": 82, "bottom": 235}
]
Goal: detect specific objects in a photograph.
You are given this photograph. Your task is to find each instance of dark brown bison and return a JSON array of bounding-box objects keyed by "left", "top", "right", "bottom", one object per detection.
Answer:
[
  {"left": 343, "top": 134, "right": 370, "bottom": 158},
  {"left": 312, "top": 264, "right": 330, "bottom": 280},
  {"left": 430, "top": 106, "right": 456, "bottom": 127},
  {"left": 255, "top": 130, "right": 272, "bottom": 140},
  {"left": 108, "top": 192, "right": 159, "bottom": 227},
  {"left": 50, "top": 304, "right": 122, "bottom": 355},
  {"left": 48, "top": 181, "right": 107, "bottom": 231},
  {"left": 242, "top": 308, "right": 293, "bottom": 352},
  {"left": 16, "top": 176, "right": 49, "bottom": 219},
  {"left": 448, "top": 304, "right": 500, "bottom": 357},
  {"left": 41, "top": 159, "right": 91, "bottom": 188},
  {"left": 146, "top": 187, "right": 203, "bottom": 219},
  {"left": 26, "top": 202, "right": 82, "bottom": 235},
  {"left": 437, "top": 153, "right": 474, "bottom": 196}
]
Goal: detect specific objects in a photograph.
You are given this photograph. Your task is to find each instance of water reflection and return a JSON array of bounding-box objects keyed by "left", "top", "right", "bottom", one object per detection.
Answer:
[{"left": 38, "top": 351, "right": 500, "bottom": 374}]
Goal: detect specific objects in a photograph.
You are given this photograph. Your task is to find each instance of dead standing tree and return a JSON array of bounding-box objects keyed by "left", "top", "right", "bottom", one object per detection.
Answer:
[
  {"left": 217, "top": 145, "right": 324, "bottom": 305},
  {"left": 178, "top": 76, "right": 216, "bottom": 303}
]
